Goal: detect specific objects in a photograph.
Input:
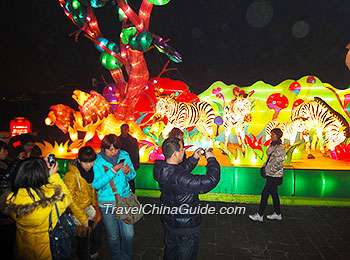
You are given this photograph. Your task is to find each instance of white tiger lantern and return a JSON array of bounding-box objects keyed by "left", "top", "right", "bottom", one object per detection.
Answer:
[
  {"left": 223, "top": 90, "right": 255, "bottom": 148},
  {"left": 154, "top": 93, "right": 215, "bottom": 138}
]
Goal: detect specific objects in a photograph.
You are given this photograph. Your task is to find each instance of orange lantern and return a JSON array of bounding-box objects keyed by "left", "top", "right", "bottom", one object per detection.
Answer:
[{"left": 10, "top": 117, "right": 32, "bottom": 136}]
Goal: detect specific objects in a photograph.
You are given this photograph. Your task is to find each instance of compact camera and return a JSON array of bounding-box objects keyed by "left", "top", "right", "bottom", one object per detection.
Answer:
[{"left": 48, "top": 154, "right": 56, "bottom": 166}]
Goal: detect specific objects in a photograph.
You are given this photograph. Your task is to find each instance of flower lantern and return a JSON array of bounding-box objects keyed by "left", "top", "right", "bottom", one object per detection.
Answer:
[
  {"left": 288, "top": 81, "right": 301, "bottom": 95},
  {"left": 306, "top": 76, "right": 316, "bottom": 86},
  {"left": 266, "top": 93, "right": 289, "bottom": 120}
]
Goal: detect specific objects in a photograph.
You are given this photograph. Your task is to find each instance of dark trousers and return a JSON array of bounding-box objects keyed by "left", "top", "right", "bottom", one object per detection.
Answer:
[
  {"left": 258, "top": 177, "right": 282, "bottom": 215},
  {"left": 163, "top": 228, "right": 199, "bottom": 260},
  {"left": 76, "top": 221, "right": 103, "bottom": 260}
]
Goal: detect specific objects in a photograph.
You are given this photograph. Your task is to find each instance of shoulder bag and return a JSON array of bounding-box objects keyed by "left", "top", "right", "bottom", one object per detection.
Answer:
[
  {"left": 260, "top": 148, "right": 275, "bottom": 178},
  {"left": 49, "top": 203, "right": 77, "bottom": 260},
  {"left": 109, "top": 180, "right": 144, "bottom": 225}
]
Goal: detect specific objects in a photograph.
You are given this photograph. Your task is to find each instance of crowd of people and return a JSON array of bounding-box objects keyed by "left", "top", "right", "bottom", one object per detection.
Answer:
[{"left": 0, "top": 125, "right": 286, "bottom": 260}]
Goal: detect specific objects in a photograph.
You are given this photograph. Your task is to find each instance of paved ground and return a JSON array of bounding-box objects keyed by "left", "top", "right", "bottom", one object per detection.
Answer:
[{"left": 71, "top": 196, "right": 350, "bottom": 260}]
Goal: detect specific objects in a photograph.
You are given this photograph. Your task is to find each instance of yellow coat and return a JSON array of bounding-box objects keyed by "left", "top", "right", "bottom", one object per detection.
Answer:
[
  {"left": 64, "top": 161, "right": 97, "bottom": 225},
  {"left": 1, "top": 173, "right": 72, "bottom": 260}
]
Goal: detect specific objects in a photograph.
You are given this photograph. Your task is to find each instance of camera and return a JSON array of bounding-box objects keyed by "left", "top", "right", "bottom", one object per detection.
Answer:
[
  {"left": 48, "top": 154, "right": 56, "bottom": 166},
  {"left": 200, "top": 149, "right": 206, "bottom": 156}
]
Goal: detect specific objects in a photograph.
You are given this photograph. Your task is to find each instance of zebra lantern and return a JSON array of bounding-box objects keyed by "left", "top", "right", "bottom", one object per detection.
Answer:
[
  {"left": 153, "top": 93, "right": 215, "bottom": 138},
  {"left": 224, "top": 90, "right": 254, "bottom": 148}
]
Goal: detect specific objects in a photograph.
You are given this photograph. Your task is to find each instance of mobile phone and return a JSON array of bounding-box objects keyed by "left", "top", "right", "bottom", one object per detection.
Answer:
[
  {"left": 118, "top": 158, "right": 126, "bottom": 164},
  {"left": 48, "top": 154, "right": 56, "bottom": 166}
]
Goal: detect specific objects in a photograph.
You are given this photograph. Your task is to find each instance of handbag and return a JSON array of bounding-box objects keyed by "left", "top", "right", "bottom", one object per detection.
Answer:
[
  {"left": 49, "top": 203, "right": 77, "bottom": 260},
  {"left": 109, "top": 179, "right": 144, "bottom": 225},
  {"left": 260, "top": 166, "right": 267, "bottom": 178},
  {"left": 260, "top": 148, "right": 274, "bottom": 178}
]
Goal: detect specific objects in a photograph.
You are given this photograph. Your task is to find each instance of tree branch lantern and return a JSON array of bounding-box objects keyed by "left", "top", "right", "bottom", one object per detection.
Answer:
[{"left": 58, "top": 0, "right": 180, "bottom": 121}]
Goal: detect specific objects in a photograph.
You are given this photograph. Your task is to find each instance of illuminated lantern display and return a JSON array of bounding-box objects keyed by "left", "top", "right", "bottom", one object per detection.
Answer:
[
  {"left": 10, "top": 117, "right": 32, "bottom": 136},
  {"left": 57, "top": 0, "right": 182, "bottom": 122},
  {"left": 133, "top": 77, "right": 200, "bottom": 125},
  {"left": 266, "top": 93, "right": 289, "bottom": 120},
  {"left": 306, "top": 75, "right": 316, "bottom": 86},
  {"left": 345, "top": 42, "right": 350, "bottom": 71},
  {"left": 292, "top": 99, "right": 304, "bottom": 109},
  {"left": 52, "top": 0, "right": 350, "bottom": 167},
  {"left": 154, "top": 93, "right": 215, "bottom": 138},
  {"left": 288, "top": 81, "right": 301, "bottom": 95},
  {"left": 223, "top": 90, "right": 254, "bottom": 148}
]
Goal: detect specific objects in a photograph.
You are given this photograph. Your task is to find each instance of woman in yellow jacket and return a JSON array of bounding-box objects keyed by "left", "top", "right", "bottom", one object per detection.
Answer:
[
  {"left": 0, "top": 155, "right": 72, "bottom": 260},
  {"left": 64, "top": 146, "right": 102, "bottom": 260}
]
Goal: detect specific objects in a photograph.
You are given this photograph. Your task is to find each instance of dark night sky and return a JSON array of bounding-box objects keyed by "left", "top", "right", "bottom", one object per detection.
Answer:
[
  {"left": 1, "top": 0, "right": 350, "bottom": 134},
  {"left": 2, "top": 0, "right": 350, "bottom": 96}
]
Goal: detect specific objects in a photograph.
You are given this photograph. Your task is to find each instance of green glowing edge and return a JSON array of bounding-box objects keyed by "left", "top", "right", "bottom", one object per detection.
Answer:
[{"left": 135, "top": 189, "right": 350, "bottom": 207}]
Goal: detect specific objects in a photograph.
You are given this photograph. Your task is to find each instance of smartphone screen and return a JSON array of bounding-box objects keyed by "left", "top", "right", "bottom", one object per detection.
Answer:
[{"left": 118, "top": 159, "right": 126, "bottom": 164}]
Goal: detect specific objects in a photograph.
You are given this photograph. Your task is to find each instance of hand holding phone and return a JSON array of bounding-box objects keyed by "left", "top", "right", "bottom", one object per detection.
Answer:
[{"left": 118, "top": 159, "right": 126, "bottom": 164}]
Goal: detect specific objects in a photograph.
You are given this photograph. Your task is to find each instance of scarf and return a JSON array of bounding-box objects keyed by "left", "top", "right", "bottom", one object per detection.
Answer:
[
  {"left": 99, "top": 149, "right": 120, "bottom": 166},
  {"left": 77, "top": 162, "right": 94, "bottom": 184}
]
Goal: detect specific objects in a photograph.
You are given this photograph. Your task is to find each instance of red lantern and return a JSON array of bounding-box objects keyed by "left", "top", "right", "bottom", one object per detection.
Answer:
[{"left": 10, "top": 117, "right": 32, "bottom": 136}]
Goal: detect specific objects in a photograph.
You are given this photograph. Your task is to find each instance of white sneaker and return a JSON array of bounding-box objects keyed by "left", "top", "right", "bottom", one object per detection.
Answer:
[
  {"left": 249, "top": 213, "right": 263, "bottom": 222},
  {"left": 266, "top": 212, "right": 282, "bottom": 220}
]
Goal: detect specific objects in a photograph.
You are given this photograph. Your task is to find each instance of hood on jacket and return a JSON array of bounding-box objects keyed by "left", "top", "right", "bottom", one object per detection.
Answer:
[
  {"left": 69, "top": 159, "right": 79, "bottom": 168},
  {"left": 0, "top": 185, "right": 64, "bottom": 218}
]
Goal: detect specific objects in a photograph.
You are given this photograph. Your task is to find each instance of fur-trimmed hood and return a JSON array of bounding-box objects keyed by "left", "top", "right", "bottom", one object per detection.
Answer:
[{"left": 0, "top": 185, "right": 65, "bottom": 218}]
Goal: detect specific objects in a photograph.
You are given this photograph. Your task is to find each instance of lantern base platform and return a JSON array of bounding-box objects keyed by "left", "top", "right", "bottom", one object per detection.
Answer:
[{"left": 135, "top": 189, "right": 350, "bottom": 207}]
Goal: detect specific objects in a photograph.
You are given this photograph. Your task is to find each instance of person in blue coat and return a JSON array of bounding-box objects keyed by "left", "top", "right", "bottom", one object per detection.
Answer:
[{"left": 92, "top": 134, "right": 136, "bottom": 260}]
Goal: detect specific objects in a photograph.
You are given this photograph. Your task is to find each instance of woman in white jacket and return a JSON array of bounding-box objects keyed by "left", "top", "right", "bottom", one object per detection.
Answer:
[{"left": 249, "top": 128, "right": 286, "bottom": 222}]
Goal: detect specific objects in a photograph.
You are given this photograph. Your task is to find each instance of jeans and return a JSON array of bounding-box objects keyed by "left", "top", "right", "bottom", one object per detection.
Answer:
[
  {"left": 164, "top": 228, "right": 199, "bottom": 260},
  {"left": 76, "top": 221, "right": 103, "bottom": 260},
  {"left": 99, "top": 206, "right": 134, "bottom": 260},
  {"left": 258, "top": 177, "right": 282, "bottom": 215}
]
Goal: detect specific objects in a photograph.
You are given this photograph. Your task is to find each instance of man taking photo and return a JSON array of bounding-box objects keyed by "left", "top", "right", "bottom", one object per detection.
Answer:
[{"left": 153, "top": 137, "right": 221, "bottom": 260}]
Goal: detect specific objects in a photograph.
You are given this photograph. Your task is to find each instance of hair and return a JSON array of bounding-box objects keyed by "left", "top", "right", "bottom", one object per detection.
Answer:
[
  {"left": 13, "top": 145, "right": 26, "bottom": 159},
  {"left": 121, "top": 124, "right": 129, "bottom": 130},
  {"left": 20, "top": 134, "right": 36, "bottom": 146},
  {"left": 78, "top": 146, "right": 97, "bottom": 162},
  {"left": 30, "top": 145, "right": 42, "bottom": 157},
  {"left": 168, "top": 128, "right": 184, "bottom": 139},
  {"left": 11, "top": 158, "right": 50, "bottom": 201},
  {"left": 0, "top": 140, "right": 8, "bottom": 151},
  {"left": 162, "top": 137, "right": 181, "bottom": 160},
  {"left": 271, "top": 128, "right": 283, "bottom": 146},
  {"left": 101, "top": 134, "right": 121, "bottom": 150}
]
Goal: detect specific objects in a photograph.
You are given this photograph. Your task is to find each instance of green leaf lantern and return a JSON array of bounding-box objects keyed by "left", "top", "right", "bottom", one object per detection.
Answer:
[
  {"left": 138, "top": 31, "right": 153, "bottom": 51},
  {"left": 129, "top": 31, "right": 152, "bottom": 52},
  {"left": 146, "top": 0, "right": 171, "bottom": 6},
  {"left": 121, "top": 27, "right": 137, "bottom": 44},
  {"left": 100, "top": 42, "right": 122, "bottom": 70},
  {"left": 65, "top": 0, "right": 87, "bottom": 28}
]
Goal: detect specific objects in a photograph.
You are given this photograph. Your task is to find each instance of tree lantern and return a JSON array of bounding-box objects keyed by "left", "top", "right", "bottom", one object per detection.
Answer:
[{"left": 10, "top": 117, "right": 32, "bottom": 136}]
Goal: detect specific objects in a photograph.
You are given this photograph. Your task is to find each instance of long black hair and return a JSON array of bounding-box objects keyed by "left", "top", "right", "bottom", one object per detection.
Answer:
[
  {"left": 270, "top": 128, "right": 283, "bottom": 146},
  {"left": 11, "top": 158, "right": 50, "bottom": 201}
]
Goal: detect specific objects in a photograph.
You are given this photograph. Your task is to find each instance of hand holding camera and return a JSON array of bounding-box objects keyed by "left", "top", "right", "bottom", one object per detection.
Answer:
[{"left": 45, "top": 154, "right": 58, "bottom": 176}]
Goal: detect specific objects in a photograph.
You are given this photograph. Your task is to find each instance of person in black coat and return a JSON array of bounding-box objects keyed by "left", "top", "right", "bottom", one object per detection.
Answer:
[
  {"left": 153, "top": 137, "right": 221, "bottom": 260},
  {"left": 118, "top": 124, "right": 140, "bottom": 193}
]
